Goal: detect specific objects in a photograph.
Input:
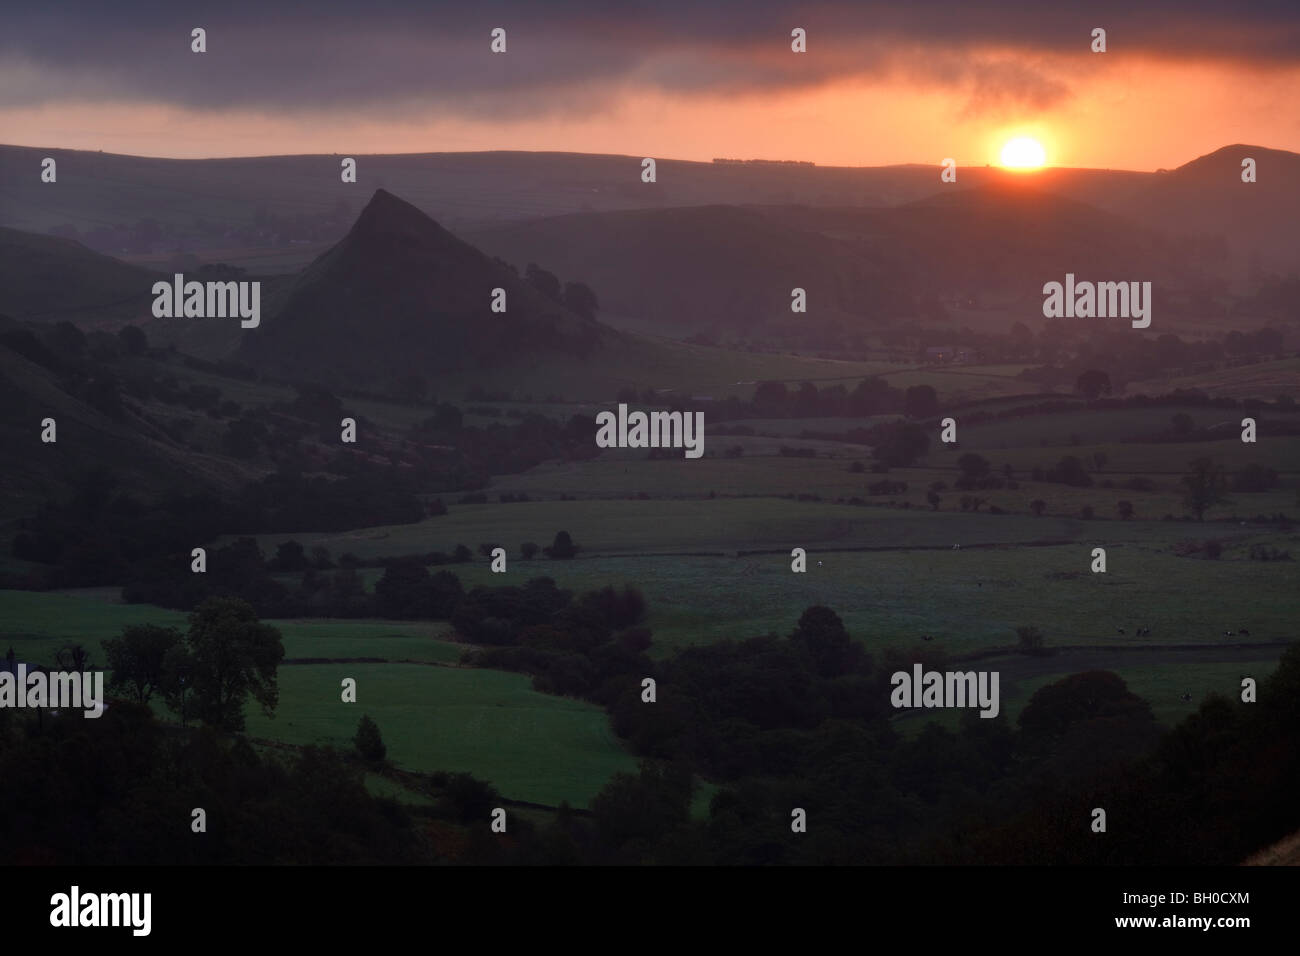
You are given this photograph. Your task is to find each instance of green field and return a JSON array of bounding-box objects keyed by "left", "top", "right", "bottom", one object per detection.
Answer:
[
  {"left": 0, "top": 591, "right": 467, "bottom": 667},
  {"left": 239, "top": 663, "right": 636, "bottom": 808}
]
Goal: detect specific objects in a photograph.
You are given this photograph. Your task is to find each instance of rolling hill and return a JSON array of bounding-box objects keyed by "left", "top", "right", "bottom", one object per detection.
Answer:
[{"left": 0, "top": 227, "right": 160, "bottom": 324}]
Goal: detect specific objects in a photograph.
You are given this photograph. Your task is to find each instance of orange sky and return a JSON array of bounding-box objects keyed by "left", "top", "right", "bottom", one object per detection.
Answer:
[{"left": 3, "top": 38, "right": 1298, "bottom": 169}]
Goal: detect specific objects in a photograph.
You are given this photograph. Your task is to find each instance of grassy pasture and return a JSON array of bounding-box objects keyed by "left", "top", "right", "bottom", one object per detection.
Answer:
[{"left": 238, "top": 662, "right": 636, "bottom": 808}]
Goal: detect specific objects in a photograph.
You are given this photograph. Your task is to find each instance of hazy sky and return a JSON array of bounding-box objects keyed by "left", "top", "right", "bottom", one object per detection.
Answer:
[{"left": 3, "top": 0, "right": 1298, "bottom": 169}]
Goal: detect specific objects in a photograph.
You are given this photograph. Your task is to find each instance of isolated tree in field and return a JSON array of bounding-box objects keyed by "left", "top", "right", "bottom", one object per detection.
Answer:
[
  {"left": 354, "top": 714, "right": 387, "bottom": 763},
  {"left": 1075, "top": 369, "right": 1111, "bottom": 400},
  {"left": 103, "top": 624, "right": 182, "bottom": 704},
  {"left": 927, "top": 490, "right": 941, "bottom": 511},
  {"left": 54, "top": 643, "right": 91, "bottom": 673},
  {"left": 1181, "top": 457, "right": 1229, "bottom": 521},
  {"left": 1030, "top": 499, "right": 1046, "bottom": 517},
  {"left": 1015, "top": 626, "right": 1045, "bottom": 655},
  {"left": 185, "top": 597, "right": 284, "bottom": 732},
  {"left": 1117, "top": 500, "right": 1135, "bottom": 521},
  {"left": 544, "top": 530, "right": 579, "bottom": 560}
]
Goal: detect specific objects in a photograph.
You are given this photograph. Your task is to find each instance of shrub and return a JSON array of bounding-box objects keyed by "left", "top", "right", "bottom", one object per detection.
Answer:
[{"left": 354, "top": 714, "right": 387, "bottom": 762}]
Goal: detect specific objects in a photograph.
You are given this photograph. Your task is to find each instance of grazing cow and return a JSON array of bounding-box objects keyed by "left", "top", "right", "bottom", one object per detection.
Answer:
[
  {"left": 1224, "top": 630, "right": 1235, "bottom": 638},
  {"left": 921, "top": 634, "right": 934, "bottom": 642},
  {"left": 1117, "top": 627, "right": 1125, "bottom": 635},
  {"left": 1180, "top": 692, "right": 1193, "bottom": 702},
  {"left": 1239, "top": 628, "right": 1250, "bottom": 637}
]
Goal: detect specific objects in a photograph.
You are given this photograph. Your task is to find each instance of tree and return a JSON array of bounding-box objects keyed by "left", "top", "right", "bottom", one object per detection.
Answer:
[
  {"left": 118, "top": 325, "right": 148, "bottom": 355},
  {"left": 1075, "top": 369, "right": 1112, "bottom": 400},
  {"left": 1015, "top": 626, "right": 1045, "bottom": 655},
  {"left": 926, "top": 490, "right": 941, "bottom": 511},
  {"left": 525, "top": 263, "right": 562, "bottom": 302},
  {"left": 272, "top": 540, "right": 308, "bottom": 572},
  {"left": 1030, "top": 499, "right": 1046, "bottom": 517},
  {"left": 1181, "top": 457, "right": 1229, "bottom": 521},
  {"left": 50, "top": 641, "right": 89, "bottom": 673},
  {"left": 790, "top": 606, "right": 858, "bottom": 677},
  {"left": 1048, "top": 455, "right": 1093, "bottom": 487},
  {"left": 563, "top": 281, "right": 599, "bottom": 320},
  {"left": 873, "top": 422, "right": 930, "bottom": 468},
  {"left": 753, "top": 381, "right": 789, "bottom": 411},
  {"left": 354, "top": 714, "right": 387, "bottom": 762},
  {"left": 590, "top": 761, "right": 693, "bottom": 850},
  {"left": 160, "top": 644, "right": 196, "bottom": 727},
  {"left": 520, "top": 542, "right": 539, "bottom": 560},
  {"left": 903, "top": 384, "right": 939, "bottom": 418},
  {"left": 428, "top": 570, "right": 465, "bottom": 618},
  {"left": 185, "top": 597, "right": 284, "bottom": 732},
  {"left": 544, "top": 530, "right": 579, "bottom": 560},
  {"left": 374, "top": 561, "right": 432, "bottom": 618},
  {"left": 1117, "top": 500, "right": 1135, "bottom": 521},
  {"left": 102, "top": 624, "right": 182, "bottom": 704}
]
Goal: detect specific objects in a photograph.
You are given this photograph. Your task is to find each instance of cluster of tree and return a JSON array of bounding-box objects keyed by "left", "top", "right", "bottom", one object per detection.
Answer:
[
  {"left": 102, "top": 597, "right": 283, "bottom": 732},
  {"left": 521, "top": 263, "right": 600, "bottom": 322},
  {"left": 11, "top": 468, "right": 425, "bottom": 590},
  {"left": 8, "top": 583, "right": 1300, "bottom": 866}
]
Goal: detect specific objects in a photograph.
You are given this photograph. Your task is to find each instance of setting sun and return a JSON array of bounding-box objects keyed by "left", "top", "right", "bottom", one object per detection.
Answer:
[{"left": 1000, "top": 136, "right": 1046, "bottom": 169}]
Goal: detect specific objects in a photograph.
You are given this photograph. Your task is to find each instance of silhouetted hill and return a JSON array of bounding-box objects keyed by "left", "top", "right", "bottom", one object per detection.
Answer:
[
  {"left": 469, "top": 204, "right": 910, "bottom": 336},
  {"left": 236, "top": 189, "right": 611, "bottom": 388},
  {"left": 0, "top": 227, "right": 159, "bottom": 323},
  {"left": 471, "top": 185, "right": 1218, "bottom": 337},
  {"left": 1125, "top": 145, "right": 1300, "bottom": 276}
]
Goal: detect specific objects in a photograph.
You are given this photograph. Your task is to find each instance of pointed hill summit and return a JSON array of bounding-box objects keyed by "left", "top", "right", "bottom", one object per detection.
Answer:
[{"left": 237, "top": 189, "right": 609, "bottom": 388}]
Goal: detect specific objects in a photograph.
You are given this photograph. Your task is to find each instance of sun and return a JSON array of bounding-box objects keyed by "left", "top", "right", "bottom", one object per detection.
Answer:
[{"left": 1000, "top": 136, "right": 1046, "bottom": 169}]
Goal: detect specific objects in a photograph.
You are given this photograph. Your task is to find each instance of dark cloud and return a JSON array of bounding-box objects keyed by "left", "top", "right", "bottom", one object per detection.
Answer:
[{"left": 0, "top": 0, "right": 1294, "bottom": 118}]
